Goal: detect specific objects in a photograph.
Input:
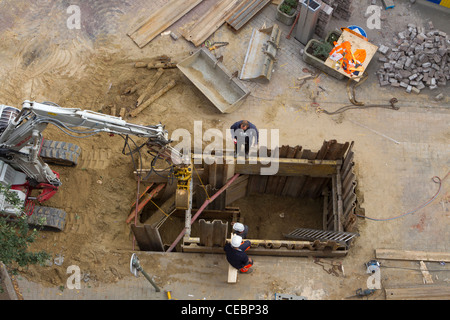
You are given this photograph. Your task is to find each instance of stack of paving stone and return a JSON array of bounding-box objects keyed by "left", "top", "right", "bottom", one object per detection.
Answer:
[
  {"left": 332, "top": 0, "right": 353, "bottom": 21},
  {"left": 376, "top": 22, "right": 450, "bottom": 94},
  {"left": 315, "top": 1, "right": 334, "bottom": 38}
]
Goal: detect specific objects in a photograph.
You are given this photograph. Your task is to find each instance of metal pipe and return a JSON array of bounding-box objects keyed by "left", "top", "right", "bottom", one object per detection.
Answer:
[
  {"left": 137, "top": 265, "right": 161, "bottom": 292},
  {"left": 166, "top": 173, "right": 240, "bottom": 252}
]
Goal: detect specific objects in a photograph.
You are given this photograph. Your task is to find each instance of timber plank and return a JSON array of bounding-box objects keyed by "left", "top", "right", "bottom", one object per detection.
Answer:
[
  {"left": 228, "top": 264, "right": 238, "bottom": 283},
  {"left": 235, "top": 158, "right": 339, "bottom": 177},
  {"left": 385, "top": 285, "right": 450, "bottom": 300},
  {"left": 266, "top": 146, "right": 292, "bottom": 194},
  {"left": 376, "top": 249, "right": 450, "bottom": 262},
  {"left": 128, "top": 0, "right": 203, "bottom": 48},
  {"left": 226, "top": 0, "right": 271, "bottom": 31},
  {"left": 280, "top": 146, "right": 300, "bottom": 196},
  {"left": 274, "top": 146, "right": 290, "bottom": 195},
  {"left": 181, "top": 0, "right": 240, "bottom": 46},
  {"left": 226, "top": 175, "right": 249, "bottom": 205}
]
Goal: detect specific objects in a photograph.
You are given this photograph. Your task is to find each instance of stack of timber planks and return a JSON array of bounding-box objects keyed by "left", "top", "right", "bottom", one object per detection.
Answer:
[
  {"left": 377, "top": 249, "right": 450, "bottom": 300},
  {"left": 128, "top": 0, "right": 203, "bottom": 48}
]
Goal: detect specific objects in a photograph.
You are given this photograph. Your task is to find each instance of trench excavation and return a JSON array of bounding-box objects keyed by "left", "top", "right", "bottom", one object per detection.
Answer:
[{"left": 130, "top": 140, "right": 362, "bottom": 258}]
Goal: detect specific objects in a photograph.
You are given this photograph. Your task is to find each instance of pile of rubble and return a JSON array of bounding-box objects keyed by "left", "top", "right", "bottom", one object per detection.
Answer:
[{"left": 376, "top": 22, "right": 449, "bottom": 94}]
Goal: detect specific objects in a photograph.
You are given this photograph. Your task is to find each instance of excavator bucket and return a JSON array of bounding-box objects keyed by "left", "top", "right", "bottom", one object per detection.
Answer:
[
  {"left": 240, "top": 24, "right": 281, "bottom": 82},
  {"left": 177, "top": 48, "right": 250, "bottom": 113}
]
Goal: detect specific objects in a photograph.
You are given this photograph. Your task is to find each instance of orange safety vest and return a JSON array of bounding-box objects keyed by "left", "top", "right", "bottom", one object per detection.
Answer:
[{"left": 329, "top": 41, "right": 366, "bottom": 75}]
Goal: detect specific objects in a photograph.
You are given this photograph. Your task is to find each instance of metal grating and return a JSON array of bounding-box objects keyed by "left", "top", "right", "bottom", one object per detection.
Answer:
[{"left": 285, "top": 227, "right": 359, "bottom": 243}]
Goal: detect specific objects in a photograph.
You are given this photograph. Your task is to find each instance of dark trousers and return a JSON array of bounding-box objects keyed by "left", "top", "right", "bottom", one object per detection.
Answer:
[{"left": 235, "top": 137, "right": 250, "bottom": 155}]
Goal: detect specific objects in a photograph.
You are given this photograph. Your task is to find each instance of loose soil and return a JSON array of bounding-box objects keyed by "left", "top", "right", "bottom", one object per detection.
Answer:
[{"left": 1, "top": 0, "right": 447, "bottom": 299}]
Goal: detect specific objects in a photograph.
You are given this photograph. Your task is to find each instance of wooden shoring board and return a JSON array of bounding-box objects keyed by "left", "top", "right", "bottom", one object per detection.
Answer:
[
  {"left": 181, "top": 0, "right": 240, "bottom": 46},
  {"left": 267, "top": 145, "right": 295, "bottom": 195},
  {"left": 375, "top": 249, "right": 450, "bottom": 262},
  {"left": 128, "top": 0, "right": 203, "bottom": 48},
  {"left": 283, "top": 147, "right": 308, "bottom": 197},
  {"left": 225, "top": 175, "right": 249, "bottom": 205},
  {"left": 235, "top": 158, "right": 340, "bottom": 177},
  {"left": 324, "top": 29, "right": 378, "bottom": 82},
  {"left": 291, "top": 149, "right": 317, "bottom": 198},
  {"left": 308, "top": 140, "right": 349, "bottom": 199},
  {"left": 273, "top": 146, "right": 290, "bottom": 195},
  {"left": 419, "top": 261, "right": 434, "bottom": 284},
  {"left": 322, "top": 189, "right": 329, "bottom": 230},
  {"left": 226, "top": 0, "right": 271, "bottom": 31},
  {"left": 385, "top": 285, "right": 450, "bottom": 300}
]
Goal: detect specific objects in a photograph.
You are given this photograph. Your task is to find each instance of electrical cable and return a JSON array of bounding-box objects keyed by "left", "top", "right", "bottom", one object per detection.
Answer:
[
  {"left": 118, "top": 134, "right": 143, "bottom": 175},
  {"left": 36, "top": 118, "right": 103, "bottom": 138},
  {"left": 318, "top": 98, "right": 399, "bottom": 115},
  {"left": 356, "top": 173, "right": 449, "bottom": 221}
]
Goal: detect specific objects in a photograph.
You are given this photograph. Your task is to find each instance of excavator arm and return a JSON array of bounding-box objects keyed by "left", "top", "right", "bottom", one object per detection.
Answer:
[{"left": 0, "top": 100, "right": 179, "bottom": 187}]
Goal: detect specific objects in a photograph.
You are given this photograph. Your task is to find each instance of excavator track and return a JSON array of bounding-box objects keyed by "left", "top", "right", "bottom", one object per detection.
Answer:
[
  {"left": 27, "top": 206, "right": 66, "bottom": 231},
  {"left": 40, "top": 140, "right": 81, "bottom": 167}
]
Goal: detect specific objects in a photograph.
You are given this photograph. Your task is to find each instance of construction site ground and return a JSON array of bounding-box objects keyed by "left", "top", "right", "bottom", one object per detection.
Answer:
[{"left": 0, "top": 0, "right": 449, "bottom": 302}]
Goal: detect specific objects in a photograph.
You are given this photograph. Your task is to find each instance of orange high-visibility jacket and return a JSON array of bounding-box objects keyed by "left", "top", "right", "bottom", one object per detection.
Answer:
[{"left": 329, "top": 41, "right": 366, "bottom": 75}]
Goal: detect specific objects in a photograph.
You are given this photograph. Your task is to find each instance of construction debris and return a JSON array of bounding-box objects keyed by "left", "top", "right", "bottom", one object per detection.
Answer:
[
  {"left": 129, "top": 80, "right": 176, "bottom": 117},
  {"left": 376, "top": 23, "right": 449, "bottom": 93},
  {"left": 136, "top": 68, "right": 164, "bottom": 106}
]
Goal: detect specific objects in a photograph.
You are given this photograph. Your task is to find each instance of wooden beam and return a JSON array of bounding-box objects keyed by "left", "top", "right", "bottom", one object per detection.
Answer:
[
  {"left": 181, "top": 0, "right": 239, "bottom": 46},
  {"left": 234, "top": 158, "right": 340, "bottom": 177},
  {"left": 225, "top": 175, "right": 249, "bottom": 205},
  {"left": 375, "top": 249, "right": 450, "bottom": 262},
  {"left": 385, "top": 285, "right": 450, "bottom": 300},
  {"left": 228, "top": 264, "right": 238, "bottom": 283},
  {"left": 128, "top": 0, "right": 203, "bottom": 48},
  {"left": 129, "top": 80, "right": 176, "bottom": 117},
  {"left": 419, "top": 261, "right": 434, "bottom": 284}
]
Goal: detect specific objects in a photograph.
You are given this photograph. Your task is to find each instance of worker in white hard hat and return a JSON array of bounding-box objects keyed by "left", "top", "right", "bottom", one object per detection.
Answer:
[
  {"left": 224, "top": 234, "right": 254, "bottom": 273},
  {"left": 231, "top": 222, "right": 248, "bottom": 238}
]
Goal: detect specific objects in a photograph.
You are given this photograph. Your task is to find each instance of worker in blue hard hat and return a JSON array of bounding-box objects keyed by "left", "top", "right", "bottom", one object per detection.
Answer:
[
  {"left": 224, "top": 234, "right": 253, "bottom": 274},
  {"left": 230, "top": 120, "right": 259, "bottom": 157}
]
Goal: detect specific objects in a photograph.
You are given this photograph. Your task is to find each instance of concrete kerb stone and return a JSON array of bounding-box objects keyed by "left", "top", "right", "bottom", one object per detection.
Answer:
[{"left": 0, "top": 262, "right": 18, "bottom": 300}]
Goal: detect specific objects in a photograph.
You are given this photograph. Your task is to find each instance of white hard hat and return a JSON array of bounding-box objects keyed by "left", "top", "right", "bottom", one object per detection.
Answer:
[
  {"left": 231, "top": 235, "right": 242, "bottom": 248},
  {"left": 233, "top": 222, "right": 244, "bottom": 233}
]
